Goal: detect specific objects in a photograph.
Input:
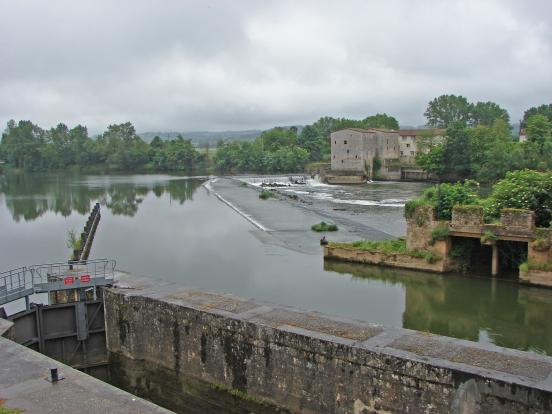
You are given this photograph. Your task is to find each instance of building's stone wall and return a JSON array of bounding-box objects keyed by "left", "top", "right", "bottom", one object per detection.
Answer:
[
  {"left": 103, "top": 276, "right": 552, "bottom": 414},
  {"left": 325, "top": 175, "right": 366, "bottom": 184}
]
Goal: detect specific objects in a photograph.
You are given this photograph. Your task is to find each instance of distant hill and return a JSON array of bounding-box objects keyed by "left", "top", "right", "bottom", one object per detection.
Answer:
[{"left": 138, "top": 130, "right": 262, "bottom": 146}]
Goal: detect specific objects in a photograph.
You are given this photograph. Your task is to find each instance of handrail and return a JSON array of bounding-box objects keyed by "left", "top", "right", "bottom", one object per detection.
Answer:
[{"left": 0, "top": 259, "right": 116, "bottom": 306}]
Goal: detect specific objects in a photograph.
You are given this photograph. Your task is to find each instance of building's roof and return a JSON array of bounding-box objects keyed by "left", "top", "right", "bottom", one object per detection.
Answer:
[
  {"left": 398, "top": 128, "right": 445, "bottom": 136},
  {"left": 338, "top": 127, "right": 397, "bottom": 134}
]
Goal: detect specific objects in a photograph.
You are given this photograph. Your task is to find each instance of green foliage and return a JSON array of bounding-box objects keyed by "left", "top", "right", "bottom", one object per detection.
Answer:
[
  {"left": 485, "top": 169, "right": 552, "bottom": 227},
  {"left": 418, "top": 180, "right": 480, "bottom": 220},
  {"left": 404, "top": 198, "right": 429, "bottom": 220},
  {"left": 470, "top": 101, "right": 510, "bottom": 126},
  {"left": 525, "top": 115, "right": 552, "bottom": 151},
  {"left": 332, "top": 238, "right": 441, "bottom": 263},
  {"left": 66, "top": 228, "right": 82, "bottom": 251},
  {"left": 372, "top": 156, "right": 382, "bottom": 174},
  {"left": 259, "top": 189, "right": 275, "bottom": 200},
  {"left": 311, "top": 221, "right": 338, "bottom": 232},
  {"left": 519, "top": 261, "right": 552, "bottom": 272},
  {"left": 424, "top": 94, "right": 471, "bottom": 128},
  {"left": 522, "top": 103, "right": 552, "bottom": 127},
  {"left": 430, "top": 224, "right": 450, "bottom": 244},
  {"left": 0, "top": 120, "right": 204, "bottom": 173},
  {"left": 0, "top": 407, "right": 23, "bottom": 414},
  {"left": 348, "top": 239, "right": 408, "bottom": 253},
  {"left": 480, "top": 230, "right": 498, "bottom": 245},
  {"left": 443, "top": 122, "right": 471, "bottom": 179}
]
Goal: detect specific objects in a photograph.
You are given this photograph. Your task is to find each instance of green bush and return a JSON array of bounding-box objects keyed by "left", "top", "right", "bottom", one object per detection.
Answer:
[
  {"left": 311, "top": 221, "right": 338, "bottom": 232},
  {"left": 480, "top": 230, "right": 497, "bottom": 245},
  {"left": 430, "top": 224, "right": 450, "bottom": 244},
  {"left": 405, "top": 180, "right": 480, "bottom": 221},
  {"left": 485, "top": 169, "right": 552, "bottom": 227},
  {"left": 259, "top": 189, "right": 275, "bottom": 200}
]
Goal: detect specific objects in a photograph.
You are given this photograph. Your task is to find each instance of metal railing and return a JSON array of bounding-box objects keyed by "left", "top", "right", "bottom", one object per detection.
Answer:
[{"left": 0, "top": 259, "right": 116, "bottom": 306}]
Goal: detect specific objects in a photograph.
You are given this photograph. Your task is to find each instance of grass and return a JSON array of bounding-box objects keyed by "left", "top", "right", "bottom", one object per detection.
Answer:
[
  {"left": 259, "top": 189, "right": 275, "bottom": 200},
  {"left": 0, "top": 407, "right": 23, "bottom": 414},
  {"left": 430, "top": 224, "right": 450, "bottom": 244},
  {"left": 240, "top": 181, "right": 247, "bottom": 187},
  {"left": 520, "top": 261, "right": 552, "bottom": 272},
  {"left": 311, "top": 221, "right": 338, "bottom": 232},
  {"left": 329, "top": 238, "right": 442, "bottom": 263}
]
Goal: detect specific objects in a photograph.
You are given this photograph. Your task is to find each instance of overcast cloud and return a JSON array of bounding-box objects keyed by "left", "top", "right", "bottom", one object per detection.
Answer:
[{"left": 1, "top": 0, "right": 551, "bottom": 133}]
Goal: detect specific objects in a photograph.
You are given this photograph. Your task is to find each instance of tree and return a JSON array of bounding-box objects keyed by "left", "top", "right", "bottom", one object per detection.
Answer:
[
  {"left": 522, "top": 104, "right": 552, "bottom": 127},
  {"left": 424, "top": 94, "right": 471, "bottom": 128},
  {"left": 297, "top": 125, "right": 324, "bottom": 161},
  {"left": 525, "top": 114, "right": 552, "bottom": 150},
  {"left": 362, "top": 113, "right": 399, "bottom": 130},
  {"left": 443, "top": 122, "right": 471, "bottom": 179},
  {"left": 470, "top": 101, "right": 510, "bottom": 126}
]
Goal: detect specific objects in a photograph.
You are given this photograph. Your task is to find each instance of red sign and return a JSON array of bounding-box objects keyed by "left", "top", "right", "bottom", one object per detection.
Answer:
[
  {"left": 80, "top": 275, "right": 91, "bottom": 283},
  {"left": 64, "top": 277, "right": 74, "bottom": 285}
]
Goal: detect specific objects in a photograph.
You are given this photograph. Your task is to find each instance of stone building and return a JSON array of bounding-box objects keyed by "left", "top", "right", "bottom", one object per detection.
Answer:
[
  {"left": 328, "top": 127, "right": 445, "bottom": 183},
  {"left": 329, "top": 128, "right": 400, "bottom": 182}
]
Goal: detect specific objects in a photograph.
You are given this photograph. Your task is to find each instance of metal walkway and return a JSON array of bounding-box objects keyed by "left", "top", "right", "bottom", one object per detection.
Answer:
[{"left": 0, "top": 259, "right": 116, "bottom": 307}]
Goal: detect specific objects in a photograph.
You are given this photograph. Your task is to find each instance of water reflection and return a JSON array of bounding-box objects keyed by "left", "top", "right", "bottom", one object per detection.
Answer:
[
  {"left": 0, "top": 173, "right": 204, "bottom": 220},
  {"left": 324, "top": 260, "right": 552, "bottom": 355}
]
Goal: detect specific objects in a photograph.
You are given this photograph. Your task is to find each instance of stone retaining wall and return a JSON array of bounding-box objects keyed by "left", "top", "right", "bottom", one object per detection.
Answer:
[
  {"left": 323, "top": 245, "right": 450, "bottom": 273},
  {"left": 103, "top": 274, "right": 552, "bottom": 414}
]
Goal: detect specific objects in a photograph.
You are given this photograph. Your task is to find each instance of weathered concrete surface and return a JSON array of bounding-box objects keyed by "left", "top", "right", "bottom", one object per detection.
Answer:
[
  {"left": 208, "top": 178, "right": 392, "bottom": 255},
  {"left": 0, "top": 335, "right": 172, "bottom": 413},
  {"left": 105, "top": 273, "right": 552, "bottom": 414}
]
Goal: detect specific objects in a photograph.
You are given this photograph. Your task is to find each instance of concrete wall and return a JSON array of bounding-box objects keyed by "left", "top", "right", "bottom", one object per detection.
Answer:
[{"left": 103, "top": 274, "right": 552, "bottom": 414}]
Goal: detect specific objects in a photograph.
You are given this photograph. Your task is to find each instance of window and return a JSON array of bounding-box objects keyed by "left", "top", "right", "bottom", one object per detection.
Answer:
[
  {"left": 341, "top": 160, "right": 344, "bottom": 163},
  {"left": 410, "top": 151, "right": 415, "bottom": 155},
  {"left": 400, "top": 151, "right": 404, "bottom": 155},
  {"left": 333, "top": 155, "right": 335, "bottom": 159},
  {"left": 347, "top": 149, "right": 349, "bottom": 154},
  {"left": 344, "top": 140, "right": 347, "bottom": 144},
  {"left": 334, "top": 140, "right": 336, "bottom": 144},
  {"left": 406, "top": 143, "right": 410, "bottom": 148}
]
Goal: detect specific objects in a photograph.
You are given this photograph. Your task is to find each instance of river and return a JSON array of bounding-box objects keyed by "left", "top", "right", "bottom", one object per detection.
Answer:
[{"left": 0, "top": 172, "right": 551, "bottom": 355}]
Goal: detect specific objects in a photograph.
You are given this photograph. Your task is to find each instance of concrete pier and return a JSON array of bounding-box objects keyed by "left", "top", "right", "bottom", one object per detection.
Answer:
[{"left": 0, "top": 335, "right": 172, "bottom": 413}]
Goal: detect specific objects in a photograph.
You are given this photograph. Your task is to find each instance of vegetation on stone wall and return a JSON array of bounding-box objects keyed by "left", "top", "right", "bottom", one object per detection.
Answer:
[
  {"left": 406, "top": 170, "right": 552, "bottom": 228},
  {"left": 329, "top": 239, "right": 441, "bottom": 263}
]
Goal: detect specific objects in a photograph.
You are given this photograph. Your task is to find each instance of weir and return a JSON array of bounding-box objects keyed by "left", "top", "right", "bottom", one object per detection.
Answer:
[{"left": 2, "top": 270, "right": 552, "bottom": 413}]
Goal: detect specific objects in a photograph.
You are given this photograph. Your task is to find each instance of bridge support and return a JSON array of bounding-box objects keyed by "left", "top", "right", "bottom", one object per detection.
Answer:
[{"left": 491, "top": 243, "right": 499, "bottom": 276}]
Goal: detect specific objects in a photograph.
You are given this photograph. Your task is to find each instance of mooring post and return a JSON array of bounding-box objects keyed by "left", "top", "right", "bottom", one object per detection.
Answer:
[{"left": 491, "top": 243, "right": 499, "bottom": 276}]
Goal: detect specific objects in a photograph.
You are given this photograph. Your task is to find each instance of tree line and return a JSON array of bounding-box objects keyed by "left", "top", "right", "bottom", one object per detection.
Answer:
[
  {"left": 1, "top": 98, "right": 551, "bottom": 182},
  {"left": 417, "top": 96, "right": 552, "bottom": 182},
  {"left": 0, "top": 120, "right": 207, "bottom": 173}
]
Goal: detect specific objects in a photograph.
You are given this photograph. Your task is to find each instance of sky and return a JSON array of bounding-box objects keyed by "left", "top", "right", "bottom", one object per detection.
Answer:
[{"left": 1, "top": 0, "right": 551, "bottom": 134}]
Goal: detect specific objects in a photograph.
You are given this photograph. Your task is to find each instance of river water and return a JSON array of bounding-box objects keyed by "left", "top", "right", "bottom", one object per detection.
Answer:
[{"left": 1, "top": 172, "right": 551, "bottom": 355}]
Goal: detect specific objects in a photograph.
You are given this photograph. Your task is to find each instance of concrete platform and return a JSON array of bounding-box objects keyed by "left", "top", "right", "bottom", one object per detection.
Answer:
[{"left": 0, "top": 335, "right": 172, "bottom": 413}]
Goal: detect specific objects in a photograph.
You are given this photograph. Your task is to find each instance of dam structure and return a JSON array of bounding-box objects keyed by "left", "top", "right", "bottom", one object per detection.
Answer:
[{"left": 3, "top": 268, "right": 551, "bottom": 413}]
